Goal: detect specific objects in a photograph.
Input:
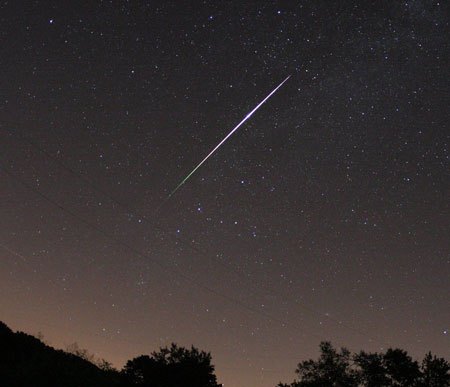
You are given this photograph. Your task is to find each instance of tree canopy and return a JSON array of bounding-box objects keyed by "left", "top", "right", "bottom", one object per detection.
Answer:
[
  {"left": 278, "top": 341, "right": 449, "bottom": 387},
  {"left": 121, "top": 343, "right": 221, "bottom": 387},
  {"left": 1, "top": 321, "right": 448, "bottom": 387},
  {"left": 0, "top": 320, "right": 221, "bottom": 387}
]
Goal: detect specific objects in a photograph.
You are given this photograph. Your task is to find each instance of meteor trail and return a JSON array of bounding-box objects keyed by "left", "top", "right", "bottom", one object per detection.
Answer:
[{"left": 168, "top": 75, "right": 291, "bottom": 198}]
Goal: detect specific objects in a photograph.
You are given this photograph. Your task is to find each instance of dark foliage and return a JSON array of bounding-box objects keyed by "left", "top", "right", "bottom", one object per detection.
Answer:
[
  {"left": 353, "top": 351, "right": 390, "bottom": 386},
  {"left": 421, "top": 352, "right": 450, "bottom": 387},
  {"left": 279, "top": 341, "right": 449, "bottom": 387},
  {"left": 279, "top": 341, "right": 358, "bottom": 387},
  {"left": 0, "top": 321, "right": 221, "bottom": 387},
  {"left": 121, "top": 343, "right": 221, "bottom": 387},
  {"left": 2, "top": 320, "right": 447, "bottom": 387},
  {"left": 0, "top": 321, "right": 119, "bottom": 387},
  {"left": 383, "top": 348, "right": 421, "bottom": 386}
]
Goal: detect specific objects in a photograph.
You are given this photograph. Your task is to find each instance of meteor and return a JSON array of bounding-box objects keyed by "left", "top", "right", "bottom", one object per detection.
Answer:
[{"left": 168, "top": 75, "right": 291, "bottom": 198}]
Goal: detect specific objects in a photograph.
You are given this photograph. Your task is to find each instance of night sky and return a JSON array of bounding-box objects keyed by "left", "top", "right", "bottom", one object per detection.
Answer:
[{"left": 0, "top": 1, "right": 449, "bottom": 386}]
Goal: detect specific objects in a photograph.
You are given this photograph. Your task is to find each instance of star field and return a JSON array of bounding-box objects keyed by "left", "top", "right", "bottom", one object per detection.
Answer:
[{"left": 0, "top": 1, "right": 449, "bottom": 386}]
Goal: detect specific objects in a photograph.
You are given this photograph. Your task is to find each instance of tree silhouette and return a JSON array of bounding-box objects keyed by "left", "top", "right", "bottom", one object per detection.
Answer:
[
  {"left": 66, "top": 342, "right": 114, "bottom": 371},
  {"left": 420, "top": 352, "right": 450, "bottom": 387},
  {"left": 121, "top": 343, "right": 221, "bottom": 387},
  {"left": 2, "top": 320, "right": 448, "bottom": 387},
  {"left": 353, "top": 351, "right": 390, "bottom": 386},
  {"left": 278, "top": 341, "right": 358, "bottom": 386},
  {"left": 0, "top": 320, "right": 223, "bottom": 387},
  {"left": 278, "top": 341, "right": 450, "bottom": 387},
  {"left": 382, "top": 348, "right": 421, "bottom": 386}
]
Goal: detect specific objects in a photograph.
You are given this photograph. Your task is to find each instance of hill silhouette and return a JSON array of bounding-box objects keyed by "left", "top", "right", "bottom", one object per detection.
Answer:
[
  {"left": 0, "top": 320, "right": 221, "bottom": 387},
  {"left": 0, "top": 321, "right": 119, "bottom": 387},
  {"left": 1, "top": 320, "right": 448, "bottom": 386}
]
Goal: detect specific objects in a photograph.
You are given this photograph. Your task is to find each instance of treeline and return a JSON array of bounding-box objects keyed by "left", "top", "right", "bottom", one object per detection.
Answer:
[
  {"left": 278, "top": 341, "right": 449, "bottom": 387},
  {"left": 0, "top": 321, "right": 220, "bottom": 387},
  {"left": 1, "top": 320, "right": 449, "bottom": 386}
]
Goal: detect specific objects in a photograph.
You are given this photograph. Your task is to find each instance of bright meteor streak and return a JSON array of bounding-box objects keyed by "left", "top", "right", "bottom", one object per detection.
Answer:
[{"left": 168, "top": 75, "right": 291, "bottom": 198}]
